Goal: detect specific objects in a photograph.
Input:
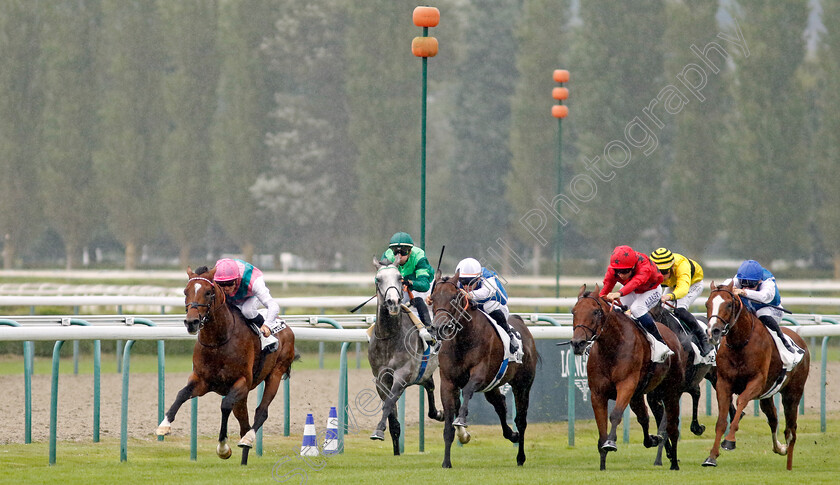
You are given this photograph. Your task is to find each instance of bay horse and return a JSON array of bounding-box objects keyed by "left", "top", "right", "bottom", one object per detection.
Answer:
[
  {"left": 702, "top": 282, "right": 809, "bottom": 470},
  {"left": 428, "top": 271, "right": 538, "bottom": 469},
  {"left": 155, "top": 266, "right": 296, "bottom": 465},
  {"left": 368, "top": 258, "right": 443, "bottom": 454},
  {"left": 570, "top": 285, "right": 686, "bottom": 470}
]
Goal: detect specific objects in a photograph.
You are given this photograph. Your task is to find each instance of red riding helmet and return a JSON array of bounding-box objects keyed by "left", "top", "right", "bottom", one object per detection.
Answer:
[{"left": 609, "top": 245, "right": 637, "bottom": 270}]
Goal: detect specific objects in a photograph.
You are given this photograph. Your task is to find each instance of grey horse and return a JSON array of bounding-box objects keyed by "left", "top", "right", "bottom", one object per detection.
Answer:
[{"left": 368, "top": 257, "right": 444, "bottom": 454}]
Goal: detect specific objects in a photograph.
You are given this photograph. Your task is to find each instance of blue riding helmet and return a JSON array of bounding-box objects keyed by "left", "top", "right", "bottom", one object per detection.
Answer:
[{"left": 736, "top": 260, "right": 763, "bottom": 288}]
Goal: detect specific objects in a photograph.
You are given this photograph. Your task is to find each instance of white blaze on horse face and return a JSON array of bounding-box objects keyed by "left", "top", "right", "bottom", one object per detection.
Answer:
[
  {"left": 708, "top": 295, "right": 725, "bottom": 328},
  {"left": 193, "top": 282, "right": 203, "bottom": 297}
]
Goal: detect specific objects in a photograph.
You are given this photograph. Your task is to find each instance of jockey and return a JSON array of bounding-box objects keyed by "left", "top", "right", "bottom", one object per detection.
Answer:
[
  {"left": 726, "top": 259, "right": 799, "bottom": 353},
  {"left": 600, "top": 245, "right": 674, "bottom": 358},
  {"left": 382, "top": 232, "right": 434, "bottom": 329},
  {"left": 650, "top": 247, "right": 714, "bottom": 356},
  {"left": 454, "top": 257, "right": 518, "bottom": 354},
  {"left": 213, "top": 258, "right": 282, "bottom": 353}
]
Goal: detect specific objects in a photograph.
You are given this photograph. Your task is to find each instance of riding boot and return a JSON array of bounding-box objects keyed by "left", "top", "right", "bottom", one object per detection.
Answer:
[
  {"left": 247, "top": 314, "right": 277, "bottom": 353},
  {"left": 636, "top": 313, "right": 674, "bottom": 358},
  {"left": 759, "top": 315, "right": 797, "bottom": 353},
  {"left": 676, "top": 307, "right": 714, "bottom": 356},
  {"left": 411, "top": 296, "right": 436, "bottom": 345},
  {"left": 489, "top": 309, "right": 518, "bottom": 354}
]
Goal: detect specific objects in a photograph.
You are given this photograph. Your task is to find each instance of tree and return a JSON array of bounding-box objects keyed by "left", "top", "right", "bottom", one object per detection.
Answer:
[
  {"left": 255, "top": 0, "right": 354, "bottom": 265},
  {"left": 566, "top": 0, "right": 667, "bottom": 252},
  {"left": 40, "top": 0, "right": 104, "bottom": 269},
  {"left": 815, "top": 0, "right": 840, "bottom": 277},
  {"left": 346, "top": 0, "right": 419, "bottom": 255},
  {"left": 507, "top": 0, "right": 569, "bottom": 272},
  {"left": 158, "top": 0, "right": 221, "bottom": 267},
  {"left": 212, "top": 0, "right": 282, "bottom": 262},
  {"left": 0, "top": 1, "right": 45, "bottom": 268},
  {"left": 721, "top": 1, "right": 809, "bottom": 262},
  {"left": 662, "top": 0, "right": 727, "bottom": 258},
  {"left": 96, "top": 0, "right": 167, "bottom": 269},
  {"left": 438, "top": 0, "right": 522, "bottom": 261}
]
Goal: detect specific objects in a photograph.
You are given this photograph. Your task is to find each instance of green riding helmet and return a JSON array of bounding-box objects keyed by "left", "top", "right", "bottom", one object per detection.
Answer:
[{"left": 389, "top": 232, "right": 414, "bottom": 248}]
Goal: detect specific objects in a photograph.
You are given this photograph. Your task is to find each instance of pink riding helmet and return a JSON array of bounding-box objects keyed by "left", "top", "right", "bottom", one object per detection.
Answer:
[{"left": 214, "top": 259, "right": 240, "bottom": 282}]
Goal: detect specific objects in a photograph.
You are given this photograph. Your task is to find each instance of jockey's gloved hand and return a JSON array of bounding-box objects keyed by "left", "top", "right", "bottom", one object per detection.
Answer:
[{"left": 404, "top": 279, "right": 413, "bottom": 289}]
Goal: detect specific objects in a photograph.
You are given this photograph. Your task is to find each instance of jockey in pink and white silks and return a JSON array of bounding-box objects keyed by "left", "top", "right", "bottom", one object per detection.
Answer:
[{"left": 214, "top": 258, "right": 283, "bottom": 352}]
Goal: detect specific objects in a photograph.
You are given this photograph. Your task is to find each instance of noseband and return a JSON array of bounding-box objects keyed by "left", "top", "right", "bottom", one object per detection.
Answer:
[{"left": 572, "top": 294, "right": 607, "bottom": 345}]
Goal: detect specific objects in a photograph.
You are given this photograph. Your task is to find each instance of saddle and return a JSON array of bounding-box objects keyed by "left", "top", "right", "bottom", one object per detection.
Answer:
[{"left": 481, "top": 310, "right": 523, "bottom": 364}]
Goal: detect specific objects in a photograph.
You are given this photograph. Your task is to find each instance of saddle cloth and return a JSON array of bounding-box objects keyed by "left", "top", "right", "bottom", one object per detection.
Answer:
[
  {"left": 481, "top": 310, "right": 523, "bottom": 364},
  {"left": 768, "top": 331, "right": 805, "bottom": 371},
  {"left": 642, "top": 332, "right": 672, "bottom": 364}
]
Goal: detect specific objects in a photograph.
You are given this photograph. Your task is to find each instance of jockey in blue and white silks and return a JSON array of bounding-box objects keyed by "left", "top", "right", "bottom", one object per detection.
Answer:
[
  {"left": 724, "top": 260, "right": 797, "bottom": 353},
  {"left": 455, "top": 258, "right": 518, "bottom": 354}
]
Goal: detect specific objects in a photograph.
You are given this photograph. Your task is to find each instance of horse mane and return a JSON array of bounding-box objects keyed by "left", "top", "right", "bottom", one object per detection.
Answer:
[{"left": 195, "top": 265, "right": 210, "bottom": 276}]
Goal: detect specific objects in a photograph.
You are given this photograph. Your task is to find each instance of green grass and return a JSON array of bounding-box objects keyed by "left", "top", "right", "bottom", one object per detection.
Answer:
[{"left": 1, "top": 416, "right": 837, "bottom": 484}]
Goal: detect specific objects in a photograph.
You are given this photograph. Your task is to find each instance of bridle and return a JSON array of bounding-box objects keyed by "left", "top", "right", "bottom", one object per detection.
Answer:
[
  {"left": 185, "top": 277, "right": 228, "bottom": 347},
  {"left": 373, "top": 266, "right": 405, "bottom": 340},
  {"left": 429, "top": 279, "right": 470, "bottom": 342},
  {"left": 572, "top": 293, "right": 607, "bottom": 346},
  {"left": 708, "top": 286, "right": 753, "bottom": 348}
]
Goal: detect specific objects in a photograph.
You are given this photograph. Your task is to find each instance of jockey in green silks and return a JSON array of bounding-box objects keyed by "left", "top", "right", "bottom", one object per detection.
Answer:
[{"left": 382, "top": 232, "right": 434, "bottom": 329}]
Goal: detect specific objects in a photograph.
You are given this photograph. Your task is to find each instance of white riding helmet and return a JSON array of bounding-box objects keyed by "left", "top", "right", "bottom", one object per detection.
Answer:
[{"left": 455, "top": 258, "right": 481, "bottom": 279}]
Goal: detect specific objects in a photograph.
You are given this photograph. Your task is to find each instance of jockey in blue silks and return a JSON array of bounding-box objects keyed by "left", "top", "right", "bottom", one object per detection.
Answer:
[
  {"left": 454, "top": 257, "right": 518, "bottom": 354},
  {"left": 725, "top": 259, "right": 798, "bottom": 353}
]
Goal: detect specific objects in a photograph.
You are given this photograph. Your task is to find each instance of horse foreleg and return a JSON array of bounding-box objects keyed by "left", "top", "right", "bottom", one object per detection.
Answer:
[
  {"left": 703, "top": 379, "right": 734, "bottom": 467},
  {"left": 253, "top": 371, "right": 283, "bottom": 434},
  {"left": 157, "top": 375, "right": 207, "bottom": 436},
  {"left": 591, "top": 391, "right": 610, "bottom": 470},
  {"left": 370, "top": 372, "right": 407, "bottom": 454},
  {"left": 646, "top": 395, "right": 665, "bottom": 466},
  {"left": 483, "top": 389, "right": 516, "bottom": 443},
  {"left": 663, "top": 393, "right": 681, "bottom": 470},
  {"left": 689, "top": 385, "right": 705, "bottom": 435},
  {"left": 631, "top": 394, "right": 657, "bottom": 449},
  {"left": 423, "top": 379, "right": 444, "bottom": 421},
  {"left": 723, "top": 377, "right": 764, "bottom": 450},
  {"left": 512, "top": 383, "right": 531, "bottom": 467},
  {"left": 607, "top": 382, "right": 637, "bottom": 451},
  {"left": 440, "top": 379, "right": 459, "bottom": 468}
]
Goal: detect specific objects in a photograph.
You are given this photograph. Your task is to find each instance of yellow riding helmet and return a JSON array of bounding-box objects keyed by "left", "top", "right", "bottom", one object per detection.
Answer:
[{"left": 650, "top": 248, "right": 675, "bottom": 270}]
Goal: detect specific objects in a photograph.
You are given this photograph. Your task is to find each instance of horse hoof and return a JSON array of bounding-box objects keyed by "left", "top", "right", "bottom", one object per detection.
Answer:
[
  {"left": 217, "top": 441, "right": 232, "bottom": 459},
  {"left": 238, "top": 429, "right": 256, "bottom": 448},
  {"left": 433, "top": 411, "right": 444, "bottom": 421},
  {"left": 456, "top": 427, "right": 471, "bottom": 445},
  {"left": 155, "top": 425, "right": 171, "bottom": 436},
  {"left": 691, "top": 423, "right": 706, "bottom": 436},
  {"left": 721, "top": 439, "right": 736, "bottom": 451},
  {"left": 775, "top": 445, "right": 787, "bottom": 456},
  {"left": 508, "top": 431, "right": 520, "bottom": 444},
  {"left": 644, "top": 435, "right": 663, "bottom": 448},
  {"left": 370, "top": 430, "right": 385, "bottom": 441},
  {"left": 601, "top": 440, "right": 617, "bottom": 452},
  {"left": 702, "top": 456, "right": 717, "bottom": 467},
  {"left": 670, "top": 461, "right": 680, "bottom": 471}
]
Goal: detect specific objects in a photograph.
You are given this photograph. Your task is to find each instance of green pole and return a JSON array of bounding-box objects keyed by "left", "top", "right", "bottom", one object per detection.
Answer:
[
  {"left": 420, "top": 26, "right": 428, "bottom": 250},
  {"left": 49, "top": 340, "right": 65, "bottom": 465},
  {"left": 0, "top": 320, "right": 32, "bottom": 444},
  {"left": 120, "top": 339, "right": 136, "bottom": 462}
]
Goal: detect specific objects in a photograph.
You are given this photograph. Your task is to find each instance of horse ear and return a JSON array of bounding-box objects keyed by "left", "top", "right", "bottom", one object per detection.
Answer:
[
  {"left": 594, "top": 283, "right": 601, "bottom": 294},
  {"left": 208, "top": 266, "right": 217, "bottom": 280},
  {"left": 187, "top": 267, "right": 195, "bottom": 278},
  {"left": 434, "top": 270, "right": 442, "bottom": 285},
  {"left": 453, "top": 269, "right": 460, "bottom": 280},
  {"left": 725, "top": 279, "right": 734, "bottom": 289},
  {"left": 372, "top": 256, "right": 381, "bottom": 269},
  {"left": 710, "top": 281, "right": 716, "bottom": 291},
  {"left": 578, "top": 284, "right": 586, "bottom": 297}
]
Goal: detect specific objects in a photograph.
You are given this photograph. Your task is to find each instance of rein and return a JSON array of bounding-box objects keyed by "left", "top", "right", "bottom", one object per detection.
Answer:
[{"left": 430, "top": 280, "right": 470, "bottom": 341}]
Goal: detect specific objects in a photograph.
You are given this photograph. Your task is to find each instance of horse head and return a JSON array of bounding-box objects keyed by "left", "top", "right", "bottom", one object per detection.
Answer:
[
  {"left": 373, "top": 257, "right": 403, "bottom": 317},
  {"left": 429, "top": 271, "right": 469, "bottom": 342},
  {"left": 184, "top": 266, "right": 221, "bottom": 334},
  {"left": 706, "top": 280, "right": 742, "bottom": 345},
  {"left": 570, "top": 284, "right": 607, "bottom": 355}
]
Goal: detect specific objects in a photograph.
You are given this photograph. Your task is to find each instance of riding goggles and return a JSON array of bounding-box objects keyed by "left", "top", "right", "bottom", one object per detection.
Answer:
[
  {"left": 614, "top": 268, "right": 632, "bottom": 276},
  {"left": 459, "top": 276, "right": 480, "bottom": 288},
  {"left": 391, "top": 245, "right": 411, "bottom": 256},
  {"left": 740, "top": 279, "right": 759, "bottom": 289},
  {"left": 217, "top": 280, "right": 237, "bottom": 288}
]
